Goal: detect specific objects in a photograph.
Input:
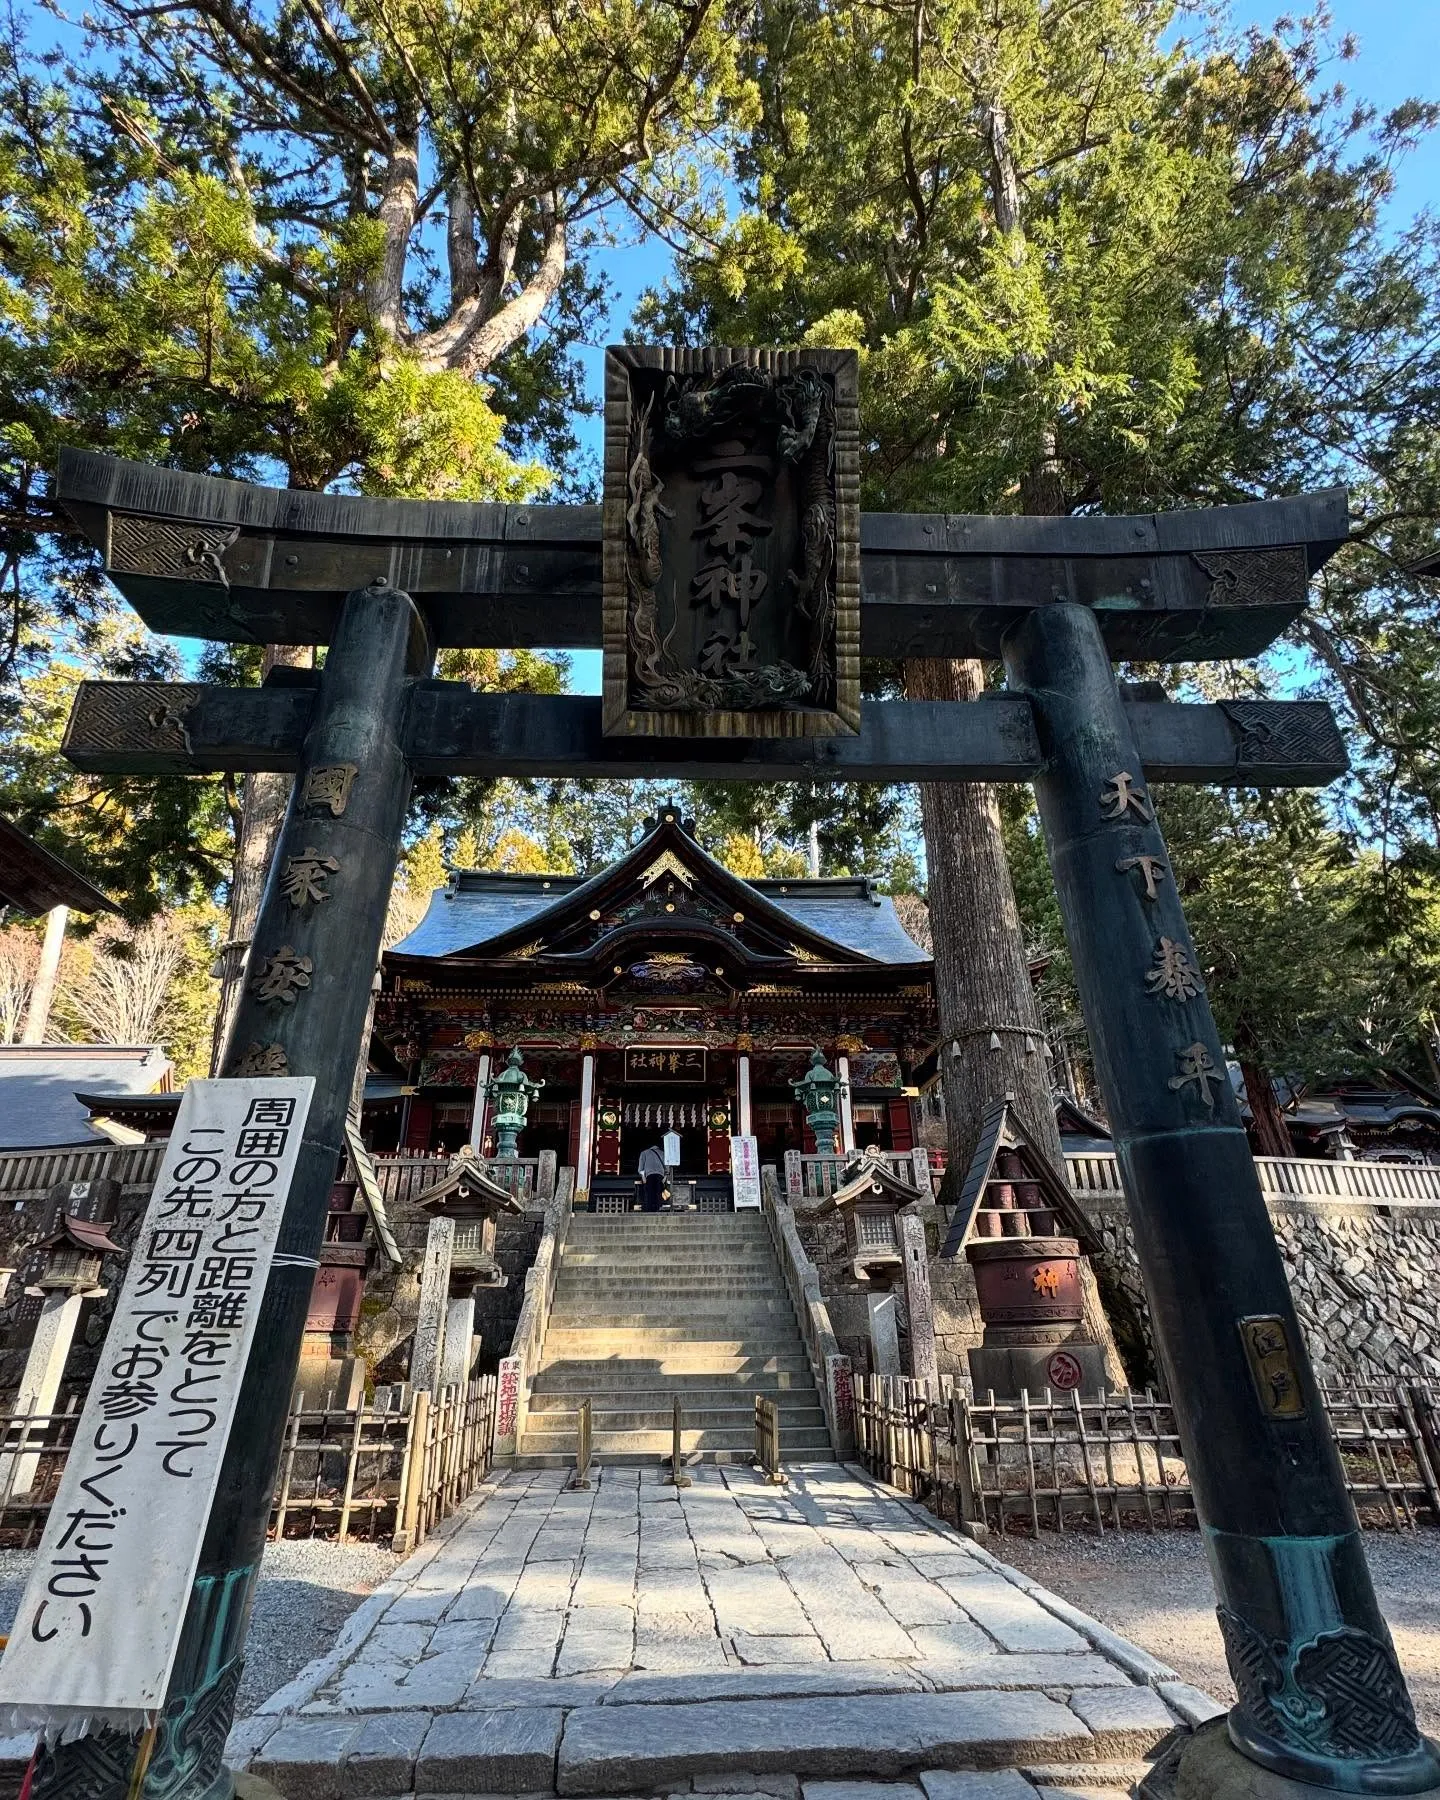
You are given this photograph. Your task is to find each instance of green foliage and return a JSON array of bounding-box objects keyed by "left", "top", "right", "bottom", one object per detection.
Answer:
[
  {"left": 0, "top": 0, "right": 752, "bottom": 915},
  {"left": 644, "top": 0, "right": 1440, "bottom": 1084}
]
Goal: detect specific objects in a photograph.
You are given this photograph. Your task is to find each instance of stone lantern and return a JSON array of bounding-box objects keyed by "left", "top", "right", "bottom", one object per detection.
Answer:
[
  {"left": 792, "top": 1048, "right": 841, "bottom": 1156},
  {"left": 12, "top": 1186, "right": 123, "bottom": 1495},
  {"left": 487, "top": 1046, "right": 543, "bottom": 1159},
  {"left": 816, "top": 1149, "right": 937, "bottom": 1385},
  {"left": 410, "top": 1145, "right": 525, "bottom": 1391}
]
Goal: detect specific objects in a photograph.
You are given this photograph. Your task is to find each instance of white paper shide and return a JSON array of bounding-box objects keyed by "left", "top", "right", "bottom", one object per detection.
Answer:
[{"left": 0, "top": 1078, "right": 314, "bottom": 1738}]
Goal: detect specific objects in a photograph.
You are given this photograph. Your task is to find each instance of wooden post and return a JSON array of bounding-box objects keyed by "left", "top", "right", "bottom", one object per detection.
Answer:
[
  {"left": 19, "top": 905, "right": 67, "bottom": 1043},
  {"left": 272, "top": 1397, "right": 303, "bottom": 1541},
  {"left": 337, "top": 1401, "right": 366, "bottom": 1544},
  {"left": 666, "top": 1394, "right": 692, "bottom": 1488},
  {"left": 570, "top": 1398, "right": 592, "bottom": 1491},
  {"left": 1004, "top": 601, "right": 1439, "bottom": 1795}
]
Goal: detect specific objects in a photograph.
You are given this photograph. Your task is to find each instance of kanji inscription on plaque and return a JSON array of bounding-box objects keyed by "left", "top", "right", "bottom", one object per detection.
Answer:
[{"left": 602, "top": 347, "right": 860, "bottom": 740}]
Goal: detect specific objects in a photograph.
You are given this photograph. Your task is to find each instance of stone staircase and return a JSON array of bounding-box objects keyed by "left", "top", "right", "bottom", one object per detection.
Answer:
[{"left": 517, "top": 1211, "right": 834, "bottom": 1464}]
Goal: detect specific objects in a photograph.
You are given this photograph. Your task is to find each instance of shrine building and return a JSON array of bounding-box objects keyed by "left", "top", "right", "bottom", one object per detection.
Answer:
[{"left": 370, "top": 803, "right": 938, "bottom": 1202}]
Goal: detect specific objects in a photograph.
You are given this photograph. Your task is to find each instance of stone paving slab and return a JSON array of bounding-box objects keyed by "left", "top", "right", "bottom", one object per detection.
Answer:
[
  {"left": 555, "top": 1690, "right": 1093, "bottom": 1792},
  {"left": 229, "top": 1463, "right": 1198, "bottom": 1798}
]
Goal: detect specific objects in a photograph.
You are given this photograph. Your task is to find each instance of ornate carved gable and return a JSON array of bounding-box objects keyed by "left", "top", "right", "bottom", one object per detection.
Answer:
[{"left": 417, "top": 804, "right": 878, "bottom": 980}]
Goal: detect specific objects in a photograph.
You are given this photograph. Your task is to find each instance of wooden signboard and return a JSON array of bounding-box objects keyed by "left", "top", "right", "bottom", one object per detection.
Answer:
[
  {"left": 602, "top": 347, "right": 860, "bottom": 739},
  {"left": 624, "top": 1046, "right": 707, "bottom": 1083}
]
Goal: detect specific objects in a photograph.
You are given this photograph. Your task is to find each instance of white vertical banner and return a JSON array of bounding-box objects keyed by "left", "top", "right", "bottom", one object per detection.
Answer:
[
  {"left": 0, "top": 1077, "right": 314, "bottom": 1737},
  {"left": 730, "top": 1134, "right": 762, "bottom": 1210}
]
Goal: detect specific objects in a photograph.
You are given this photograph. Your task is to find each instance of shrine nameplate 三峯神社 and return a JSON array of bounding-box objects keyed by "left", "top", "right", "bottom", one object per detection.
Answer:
[{"left": 602, "top": 346, "right": 859, "bottom": 739}]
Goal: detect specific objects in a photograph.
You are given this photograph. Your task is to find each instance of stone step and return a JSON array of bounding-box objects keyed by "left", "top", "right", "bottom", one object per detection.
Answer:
[
  {"left": 517, "top": 1423, "right": 836, "bottom": 1455},
  {"left": 555, "top": 1263, "right": 779, "bottom": 1279},
  {"left": 539, "top": 1337, "right": 810, "bottom": 1357},
  {"left": 547, "top": 1303, "right": 802, "bottom": 1317},
  {"left": 521, "top": 1402, "right": 826, "bottom": 1430},
  {"left": 512, "top": 1444, "right": 817, "bottom": 1467},
  {"left": 553, "top": 1278, "right": 781, "bottom": 1295},
  {"left": 533, "top": 1361, "right": 817, "bottom": 1387},
  {"left": 545, "top": 1688, "right": 1164, "bottom": 1793},
  {"left": 561, "top": 1224, "right": 763, "bottom": 1238},
  {"left": 527, "top": 1382, "right": 819, "bottom": 1408},
  {"left": 567, "top": 1219, "right": 765, "bottom": 1234}
]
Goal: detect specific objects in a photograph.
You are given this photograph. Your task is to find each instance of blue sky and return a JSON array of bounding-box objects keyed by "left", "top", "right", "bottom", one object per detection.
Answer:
[{"left": 559, "top": 0, "right": 1438, "bottom": 695}]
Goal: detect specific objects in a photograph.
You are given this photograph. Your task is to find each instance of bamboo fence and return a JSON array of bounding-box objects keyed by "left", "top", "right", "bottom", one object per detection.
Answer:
[
  {"left": 853, "top": 1373, "right": 1440, "bottom": 1536},
  {"left": 0, "top": 1374, "right": 497, "bottom": 1552}
]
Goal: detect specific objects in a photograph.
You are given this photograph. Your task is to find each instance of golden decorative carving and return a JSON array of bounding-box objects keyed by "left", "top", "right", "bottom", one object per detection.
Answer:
[{"left": 639, "top": 849, "right": 695, "bottom": 888}]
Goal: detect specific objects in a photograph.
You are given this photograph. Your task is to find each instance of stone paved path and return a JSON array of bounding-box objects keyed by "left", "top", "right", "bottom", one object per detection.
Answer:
[{"left": 230, "top": 1465, "right": 1220, "bottom": 1799}]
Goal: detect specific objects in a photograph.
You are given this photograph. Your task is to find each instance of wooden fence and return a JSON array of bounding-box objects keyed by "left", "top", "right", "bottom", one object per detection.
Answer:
[
  {"left": 0, "top": 1375, "right": 497, "bottom": 1552},
  {"left": 853, "top": 1374, "right": 1440, "bottom": 1535},
  {"left": 1063, "top": 1149, "right": 1440, "bottom": 1207}
]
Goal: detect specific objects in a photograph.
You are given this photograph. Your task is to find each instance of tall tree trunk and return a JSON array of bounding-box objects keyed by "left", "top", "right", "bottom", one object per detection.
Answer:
[
  {"left": 369, "top": 132, "right": 419, "bottom": 341},
  {"left": 906, "top": 656, "right": 1057, "bottom": 1175},
  {"left": 907, "top": 655, "right": 1127, "bottom": 1386},
  {"left": 209, "top": 643, "right": 313, "bottom": 1071},
  {"left": 1240, "top": 1052, "right": 1293, "bottom": 1159}
]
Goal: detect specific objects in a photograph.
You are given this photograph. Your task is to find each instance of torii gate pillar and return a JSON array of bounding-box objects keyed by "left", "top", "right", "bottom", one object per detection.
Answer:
[{"left": 1005, "top": 601, "right": 1440, "bottom": 1796}]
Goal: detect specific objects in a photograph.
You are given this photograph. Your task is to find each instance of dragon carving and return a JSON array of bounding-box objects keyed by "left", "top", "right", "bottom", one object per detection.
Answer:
[{"left": 624, "top": 363, "right": 838, "bottom": 715}]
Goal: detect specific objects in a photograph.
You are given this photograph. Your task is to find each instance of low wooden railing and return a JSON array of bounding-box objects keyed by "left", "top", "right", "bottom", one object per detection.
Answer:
[
  {"left": 0, "top": 1140, "right": 165, "bottom": 1198},
  {"left": 3, "top": 1132, "right": 1434, "bottom": 1221},
  {"left": 785, "top": 1147, "right": 933, "bottom": 1200},
  {"left": 1064, "top": 1150, "right": 1440, "bottom": 1207},
  {"left": 854, "top": 1374, "right": 1440, "bottom": 1535},
  {"left": 0, "top": 1376, "right": 497, "bottom": 1551}
]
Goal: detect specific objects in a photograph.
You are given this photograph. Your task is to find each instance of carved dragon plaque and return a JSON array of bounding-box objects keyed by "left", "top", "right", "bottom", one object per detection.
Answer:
[{"left": 602, "top": 347, "right": 860, "bottom": 738}]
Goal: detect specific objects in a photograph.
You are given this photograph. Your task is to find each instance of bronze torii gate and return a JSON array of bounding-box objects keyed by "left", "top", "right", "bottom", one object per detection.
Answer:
[{"left": 36, "top": 344, "right": 1438, "bottom": 1800}]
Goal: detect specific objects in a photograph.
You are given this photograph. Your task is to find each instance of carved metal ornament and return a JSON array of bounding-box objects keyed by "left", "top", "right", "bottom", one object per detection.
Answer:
[
  {"left": 603, "top": 347, "right": 860, "bottom": 739},
  {"left": 250, "top": 945, "right": 313, "bottom": 1005},
  {"left": 1218, "top": 1605, "right": 1425, "bottom": 1769},
  {"left": 1238, "top": 1313, "right": 1307, "bottom": 1419},
  {"left": 109, "top": 515, "right": 239, "bottom": 589},
  {"left": 1117, "top": 853, "right": 1168, "bottom": 900},
  {"left": 301, "top": 762, "right": 357, "bottom": 817},
  {"left": 1145, "top": 936, "right": 1204, "bottom": 1001}
]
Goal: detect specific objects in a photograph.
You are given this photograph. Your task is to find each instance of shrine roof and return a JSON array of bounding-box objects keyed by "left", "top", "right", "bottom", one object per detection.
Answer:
[
  {"left": 0, "top": 1044, "right": 173, "bottom": 1149},
  {"left": 390, "top": 871, "right": 929, "bottom": 967},
  {"left": 0, "top": 815, "right": 119, "bottom": 916},
  {"left": 753, "top": 881, "right": 930, "bottom": 965}
]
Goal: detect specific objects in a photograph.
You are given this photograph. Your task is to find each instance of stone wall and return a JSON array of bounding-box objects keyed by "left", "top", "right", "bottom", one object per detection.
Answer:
[
  {"left": 357, "top": 1193, "right": 543, "bottom": 1385},
  {"left": 794, "top": 1200, "right": 982, "bottom": 1380},
  {"left": 1080, "top": 1195, "right": 1440, "bottom": 1388},
  {"left": 794, "top": 1184, "right": 1440, "bottom": 1392}
]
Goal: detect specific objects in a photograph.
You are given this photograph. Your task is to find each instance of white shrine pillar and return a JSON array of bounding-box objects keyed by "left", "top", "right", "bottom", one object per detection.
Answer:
[
  {"left": 11, "top": 1290, "right": 86, "bottom": 1494},
  {"left": 410, "top": 1217, "right": 454, "bottom": 1394},
  {"left": 19, "top": 905, "right": 68, "bottom": 1044},
  {"left": 737, "top": 1054, "right": 752, "bottom": 1139},
  {"left": 468, "top": 1052, "right": 492, "bottom": 1153},
  {"left": 575, "top": 1052, "right": 596, "bottom": 1197},
  {"left": 837, "top": 1055, "right": 856, "bottom": 1153}
]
